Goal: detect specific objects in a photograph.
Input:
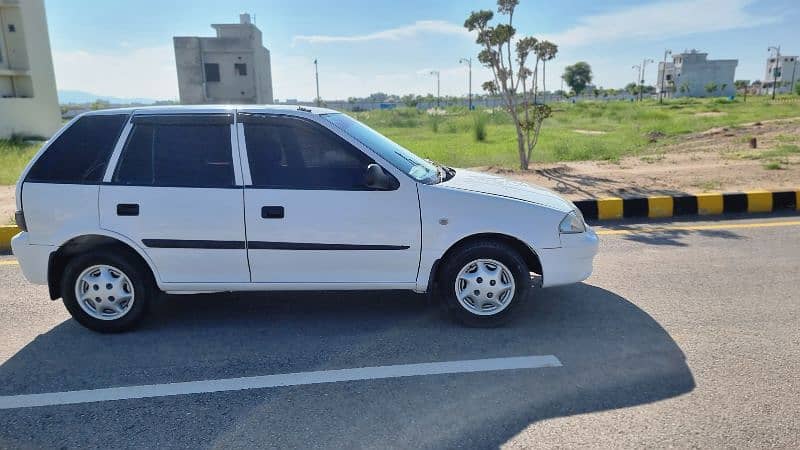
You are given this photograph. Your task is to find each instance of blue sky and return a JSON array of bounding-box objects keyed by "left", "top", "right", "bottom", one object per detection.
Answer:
[{"left": 46, "top": 0, "right": 800, "bottom": 101}]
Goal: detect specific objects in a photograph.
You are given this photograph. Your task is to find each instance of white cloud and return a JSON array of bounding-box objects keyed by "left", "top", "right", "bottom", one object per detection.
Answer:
[
  {"left": 53, "top": 45, "right": 178, "bottom": 100},
  {"left": 545, "top": 0, "right": 777, "bottom": 47},
  {"left": 293, "top": 20, "right": 469, "bottom": 45}
]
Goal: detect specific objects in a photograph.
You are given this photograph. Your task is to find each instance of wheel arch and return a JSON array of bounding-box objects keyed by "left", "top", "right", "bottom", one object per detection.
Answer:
[
  {"left": 47, "top": 233, "right": 159, "bottom": 300},
  {"left": 427, "top": 232, "right": 542, "bottom": 292}
]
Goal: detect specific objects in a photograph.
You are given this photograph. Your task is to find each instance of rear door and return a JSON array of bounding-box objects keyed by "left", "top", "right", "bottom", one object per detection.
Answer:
[
  {"left": 99, "top": 113, "right": 249, "bottom": 283},
  {"left": 239, "top": 113, "right": 421, "bottom": 285}
]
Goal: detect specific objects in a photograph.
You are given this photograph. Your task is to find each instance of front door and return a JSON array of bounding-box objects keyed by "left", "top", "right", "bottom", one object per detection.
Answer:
[
  {"left": 100, "top": 113, "right": 249, "bottom": 283},
  {"left": 239, "top": 114, "right": 421, "bottom": 285}
]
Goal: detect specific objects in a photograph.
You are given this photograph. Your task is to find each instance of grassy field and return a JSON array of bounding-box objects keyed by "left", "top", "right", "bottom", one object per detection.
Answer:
[
  {"left": 354, "top": 96, "right": 800, "bottom": 167},
  {"left": 0, "top": 96, "right": 799, "bottom": 186},
  {"left": 0, "top": 139, "right": 40, "bottom": 185}
]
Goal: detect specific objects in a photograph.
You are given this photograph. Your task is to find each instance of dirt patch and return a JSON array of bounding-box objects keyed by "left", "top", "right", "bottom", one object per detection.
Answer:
[
  {"left": 479, "top": 118, "right": 800, "bottom": 200},
  {"left": 695, "top": 111, "right": 726, "bottom": 117},
  {"left": 573, "top": 129, "right": 607, "bottom": 135}
]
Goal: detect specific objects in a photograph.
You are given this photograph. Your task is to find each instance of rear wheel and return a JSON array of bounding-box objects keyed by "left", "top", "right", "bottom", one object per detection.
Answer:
[
  {"left": 61, "top": 249, "right": 154, "bottom": 332},
  {"left": 438, "top": 240, "right": 530, "bottom": 327}
]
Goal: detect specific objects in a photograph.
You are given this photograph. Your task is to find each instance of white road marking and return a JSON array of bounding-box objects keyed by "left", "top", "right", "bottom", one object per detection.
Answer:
[{"left": 0, "top": 355, "right": 562, "bottom": 410}]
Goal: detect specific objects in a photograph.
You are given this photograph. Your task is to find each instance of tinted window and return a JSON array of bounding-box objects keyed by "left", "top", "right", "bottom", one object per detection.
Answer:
[
  {"left": 114, "top": 121, "right": 234, "bottom": 188},
  {"left": 26, "top": 114, "right": 128, "bottom": 184},
  {"left": 243, "top": 116, "right": 374, "bottom": 190}
]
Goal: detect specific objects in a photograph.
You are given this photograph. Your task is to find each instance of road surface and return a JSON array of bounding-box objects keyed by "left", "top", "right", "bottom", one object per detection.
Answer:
[{"left": 0, "top": 216, "right": 798, "bottom": 448}]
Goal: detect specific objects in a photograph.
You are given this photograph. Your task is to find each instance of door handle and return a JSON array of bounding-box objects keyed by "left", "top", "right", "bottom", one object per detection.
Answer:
[
  {"left": 117, "top": 203, "right": 139, "bottom": 216},
  {"left": 261, "top": 206, "right": 284, "bottom": 219}
]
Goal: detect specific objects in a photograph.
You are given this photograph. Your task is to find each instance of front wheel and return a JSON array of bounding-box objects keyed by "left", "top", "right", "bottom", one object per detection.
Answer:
[
  {"left": 61, "top": 249, "right": 154, "bottom": 333},
  {"left": 438, "top": 241, "right": 530, "bottom": 327}
]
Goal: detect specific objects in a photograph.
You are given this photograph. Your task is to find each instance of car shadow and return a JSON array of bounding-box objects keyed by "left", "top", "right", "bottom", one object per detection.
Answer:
[{"left": 0, "top": 284, "right": 694, "bottom": 448}]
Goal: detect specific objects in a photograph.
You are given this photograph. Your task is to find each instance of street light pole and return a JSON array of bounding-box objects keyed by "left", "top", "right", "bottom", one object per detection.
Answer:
[
  {"left": 314, "top": 59, "right": 321, "bottom": 107},
  {"left": 459, "top": 58, "right": 472, "bottom": 110},
  {"left": 659, "top": 49, "right": 671, "bottom": 104},
  {"left": 632, "top": 64, "right": 641, "bottom": 101},
  {"left": 430, "top": 70, "right": 440, "bottom": 108},
  {"left": 640, "top": 58, "right": 654, "bottom": 102},
  {"left": 768, "top": 45, "right": 780, "bottom": 100}
]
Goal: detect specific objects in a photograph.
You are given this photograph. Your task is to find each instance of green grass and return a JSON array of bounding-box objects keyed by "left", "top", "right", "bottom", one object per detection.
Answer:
[
  {"left": 0, "top": 139, "right": 41, "bottom": 184},
  {"left": 353, "top": 96, "right": 800, "bottom": 168}
]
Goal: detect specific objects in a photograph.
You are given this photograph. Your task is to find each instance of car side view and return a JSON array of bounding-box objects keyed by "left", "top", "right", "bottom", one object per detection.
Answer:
[{"left": 11, "top": 105, "right": 598, "bottom": 332}]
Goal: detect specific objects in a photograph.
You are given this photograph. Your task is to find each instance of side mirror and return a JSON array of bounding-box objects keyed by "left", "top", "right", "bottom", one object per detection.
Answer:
[{"left": 364, "top": 163, "right": 399, "bottom": 190}]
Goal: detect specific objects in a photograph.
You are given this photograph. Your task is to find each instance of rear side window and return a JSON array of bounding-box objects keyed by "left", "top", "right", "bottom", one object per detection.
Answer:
[
  {"left": 113, "top": 117, "right": 234, "bottom": 188},
  {"left": 242, "top": 116, "right": 373, "bottom": 190},
  {"left": 26, "top": 114, "right": 128, "bottom": 184}
]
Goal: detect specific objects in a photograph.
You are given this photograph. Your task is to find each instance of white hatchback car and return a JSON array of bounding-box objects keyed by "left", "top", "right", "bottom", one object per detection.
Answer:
[{"left": 12, "top": 105, "right": 598, "bottom": 332}]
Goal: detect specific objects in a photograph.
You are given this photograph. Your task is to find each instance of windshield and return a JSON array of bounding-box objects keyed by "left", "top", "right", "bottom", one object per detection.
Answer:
[{"left": 323, "top": 113, "right": 440, "bottom": 184}]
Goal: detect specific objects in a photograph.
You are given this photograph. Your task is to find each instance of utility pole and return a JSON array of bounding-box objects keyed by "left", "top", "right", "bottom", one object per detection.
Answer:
[
  {"left": 430, "top": 70, "right": 440, "bottom": 108},
  {"left": 640, "top": 58, "right": 654, "bottom": 102},
  {"left": 768, "top": 46, "right": 780, "bottom": 100},
  {"left": 659, "top": 49, "right": 671, "bottom": 104},
  {"left": 459, "top": 58, "right": 472, "bottom": 110},
  {"left": 632, "top": 64, "right": 641, "bottom": 101},
  {"left": 314, "top": 59, "right": 321, "bottom": 106}
]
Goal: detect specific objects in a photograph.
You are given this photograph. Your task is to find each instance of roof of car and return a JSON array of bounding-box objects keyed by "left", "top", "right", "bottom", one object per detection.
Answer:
[{"left": 83, "top": 104, "right": 339, "bottom": 117}]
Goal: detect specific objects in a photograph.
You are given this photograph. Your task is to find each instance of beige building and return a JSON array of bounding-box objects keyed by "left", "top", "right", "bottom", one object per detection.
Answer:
[
  {"left": 657, "top": 50, "right": 737, "bottom": 98},
  {"left": 0, "top": 0, "right": 61, "bottom": 138},
  {"left": 761, "top": 54, "right": 798, "bottom": 95},
  {"left": 174, "top": 14, "right": 273, "bottom": 105}
]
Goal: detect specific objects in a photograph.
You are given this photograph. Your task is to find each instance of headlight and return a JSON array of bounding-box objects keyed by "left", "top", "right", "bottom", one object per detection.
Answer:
[{"left": 559, "top": 211, "right": 586, "bottom": 234}]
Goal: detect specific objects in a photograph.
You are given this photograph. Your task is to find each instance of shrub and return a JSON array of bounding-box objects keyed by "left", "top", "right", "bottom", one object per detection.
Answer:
[
  {"left": 472, "top": 113, "right": 488, "bottom": 141},
  {"left": 429, "top": 115, "right": 441, "bottom": 133}
]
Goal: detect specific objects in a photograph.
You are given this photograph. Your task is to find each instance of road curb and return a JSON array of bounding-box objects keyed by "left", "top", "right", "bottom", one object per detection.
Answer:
[
  {"left": 0, "top": 225, "right": 17, "bottom": 251},
  {"left": 574, "top": 190, "right": 800, "bottom": 221},
  {"left": 1, "top": 189, "right": 798, "bottom": 249}
]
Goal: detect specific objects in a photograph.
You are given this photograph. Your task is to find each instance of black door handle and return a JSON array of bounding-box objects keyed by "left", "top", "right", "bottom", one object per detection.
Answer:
[
  {"left": 261, "top": 206, "right": 284, "bottom": 219},
  {"left": 117, "top": 203, "right": 139, "bottom": 216}
]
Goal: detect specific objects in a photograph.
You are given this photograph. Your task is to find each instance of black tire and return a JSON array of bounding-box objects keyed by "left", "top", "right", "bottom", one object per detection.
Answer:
[
  {"left": 437, "top": 240, "right": 530, "bottom": 327},
  {"left": 61, "top": 249, "right": 154, "bottom": 333}
]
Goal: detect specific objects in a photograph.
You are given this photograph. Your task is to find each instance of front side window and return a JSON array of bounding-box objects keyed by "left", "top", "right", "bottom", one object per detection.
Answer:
[
  {"left": 114, "top": 116, "right": 234, "bottom": 188},
  {"left": 234, "top": 63, "right": 247, "bottom": 76},
  {"left": 242, "top": 115, "right": 375, "bottom": 190},
  {"left": 323, "top": 113, "right": 438, "bottom": 184},
  {"left": 26, "top": 114, "right": 128, "bottom": 184}
]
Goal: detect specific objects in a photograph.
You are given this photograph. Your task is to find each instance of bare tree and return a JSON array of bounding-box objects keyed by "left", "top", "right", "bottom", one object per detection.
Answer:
[{"left": 464, "top": 0, "right": 557, "bottom": 170}]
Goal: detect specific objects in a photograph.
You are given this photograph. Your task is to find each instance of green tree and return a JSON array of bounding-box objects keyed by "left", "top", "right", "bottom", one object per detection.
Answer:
[
  {"left": 795, "top": 82, "right": 800, "bottom": 96},
  {"left": 464, "top": 0, "right": 557, "bottom": 169},
  {"left": 562, "top": 62, "right": 592, "bottom": 96},
  {"left": 704, "top": 82, "right": 718, "bottom": 96},
  {"left": 624, "top": 82, "right": 639, "bottom": 96}
]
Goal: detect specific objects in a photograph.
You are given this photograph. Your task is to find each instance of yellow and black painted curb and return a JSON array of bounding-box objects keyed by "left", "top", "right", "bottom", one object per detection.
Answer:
[
  {"left": 574, "top": 190, "right": 800, "bottom": 221},
  {"left": 0, "top": 225, "right": 17, "bottom": 251},
  {"left": 1, "top": 189, "right": 799, "bottom": 250}
]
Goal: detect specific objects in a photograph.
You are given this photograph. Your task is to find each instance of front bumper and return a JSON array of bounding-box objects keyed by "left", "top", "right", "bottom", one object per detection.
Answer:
[
  {"left": 10, "top": 232, "right": 55, "bottom": 285},
  {"left": 537, "top": 227, "right": 599, "bottom": 288}
]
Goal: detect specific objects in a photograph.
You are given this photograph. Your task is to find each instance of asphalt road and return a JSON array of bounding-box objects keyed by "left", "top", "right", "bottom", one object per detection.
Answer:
[{"left": 0, "top": 216, "right": 798, "bottom": 448}]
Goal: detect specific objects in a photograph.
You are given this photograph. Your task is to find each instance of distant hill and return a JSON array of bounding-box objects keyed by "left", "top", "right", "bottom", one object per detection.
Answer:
[{"left": 58, "top": 90, "right": 168, "bottom": 105}]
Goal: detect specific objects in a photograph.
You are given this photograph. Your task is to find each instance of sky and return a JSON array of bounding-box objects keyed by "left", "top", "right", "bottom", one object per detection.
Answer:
[{"left": 45, "top": 0, "right": 800, "bottom": 101}]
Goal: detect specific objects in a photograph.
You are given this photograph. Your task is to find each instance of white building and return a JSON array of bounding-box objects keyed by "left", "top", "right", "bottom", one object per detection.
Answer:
[
  {"left": 657, "top": 50, "right": 738, "bottom": 98},
  {"left": 173, "top": 14, "right": 273, "bottom": 105},
  {"left": 0, "top": 0, "right": 61, "bottom": 139},
  {"left": 761, "top": 54, "right": 798, "bottom": 95}
]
